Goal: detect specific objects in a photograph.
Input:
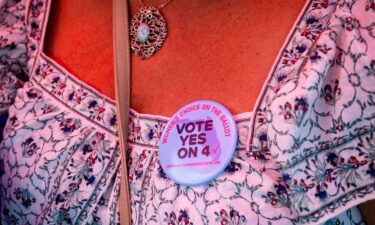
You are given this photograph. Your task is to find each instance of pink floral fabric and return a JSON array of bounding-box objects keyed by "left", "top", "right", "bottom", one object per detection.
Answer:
[
  {"left": 0, "top": 0, "right": 46, "bottom": 113},
  {"left": 0, "top": 0, "right": 374, "bottom": 224},
  {"left": 248, "top": 0, "right": 375, "bottom": 223}
]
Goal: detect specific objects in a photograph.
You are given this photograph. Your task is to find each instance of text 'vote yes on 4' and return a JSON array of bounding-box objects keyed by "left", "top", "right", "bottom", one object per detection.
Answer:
[{"left": 176, "top": 120, "right": 214, "bottom": 159}]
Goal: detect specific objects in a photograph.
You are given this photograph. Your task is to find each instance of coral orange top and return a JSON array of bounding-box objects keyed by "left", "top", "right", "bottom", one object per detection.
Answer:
[{"left": 44, "top": 0, "right": 306, "bottom": 115}]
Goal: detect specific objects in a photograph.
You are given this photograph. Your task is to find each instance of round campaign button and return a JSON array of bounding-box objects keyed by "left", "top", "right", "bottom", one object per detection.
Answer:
[{"left": 158, "top": 100, "right": 238, "bottom": 186}]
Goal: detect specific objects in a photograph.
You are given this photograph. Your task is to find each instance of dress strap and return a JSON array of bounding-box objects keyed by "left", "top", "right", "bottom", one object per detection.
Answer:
[{"left": 24, "top": 0, "right": 51, "bottom": 74}]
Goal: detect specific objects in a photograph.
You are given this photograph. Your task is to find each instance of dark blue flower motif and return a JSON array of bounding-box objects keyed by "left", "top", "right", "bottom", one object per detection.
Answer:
[
  {"left": 52, "top": 76, "right": 60, "bottom": 84},
  {"left": 88, "top": 100, "right": 97, "bottom": 109},
  {"left": 26, "top": 90, "right": 38, "bottom": 98},
  {"left": 296, "top": 44, "right": 307, "bottom": 53},
  {"left": 281, "top": 97, "right": 309, "bottom": 126},
  {"left": 135, "top": 171, "right": 143, "bottom": 180},
  {"left": 86, "top": 176, "right": 96, "bottom": 185},
  {"left": 258, "top": 154, "right": 267, "bottom": 161},
  {"left": 55, "top": 194, "right": 63, "bottom": 204},
  {"left": 310, "top": 54, "right": 321, "bottom": 62},
  {"left": 59, "top": 119, "right": 78, "bottom": 135},
  {"left": 23, "top": 137, "right": 33, "bottom": 145},
  {"left": 109, "top": 115, "right": 117, "bottom": 126},
  {"left": 35, "top": 66, "right": 40, "bottom": 75},
  {"left": 259, "top": 132, "right": 268, "bottom": 142},
  {"left": 31, "top": 22, "right": 39, "bottom": 30},
  {"left": 326, "top": 152, "right": 338, "bottom": 165},
  {"left": 295, "top": 97, "right": 308, "bottom": 107},
  {"left": 67, "top": 92, "right": 75, "bottom": 101},
  {"left": 315, "top": 189, "right": 328, "bottom": 201},
  {"left": 282, "top": 173, "right": 291, "bottom": 182},
  {"left": 306, "top": 15, "right": 319, "bottom": 24},
  {"left": 179, "top": 210, "right": 188, "bottom": 219},
  {"left": 277, "top": 73, "right": 287, "bottom": 83},
  {"left": 367, "top": 162, "right": 375, "bottom": 179},
  {"left": 61, "top": 126, "right": 73, "bottom": 134},
  {"left": 165, "top": 209, "right": 193, "bottom": 225},
  {"left": 275, "top": 183, "right": 287, "bottom": 195},
  {"left": 81, "top": 144, "right": 92, "bottom": 155},
  {"left": 225, "top": 162, "right": 242, "bottom": 174},
  {"left": 309, "top": 44, "right": 331, "bottom": 63},
  {"left": 294, "top": 97, "right": 309, "bottom": 112},
  {"left": 22, "top": 198, "right": 33, "bottom": 208},
  {"left": 147, "top": 129, "right": 154, "bottom": 140}
]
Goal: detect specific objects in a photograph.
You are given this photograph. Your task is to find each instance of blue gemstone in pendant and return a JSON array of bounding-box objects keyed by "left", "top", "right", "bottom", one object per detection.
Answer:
[{"left": 137, "top": 23, "right": 150, "bottom": 42}]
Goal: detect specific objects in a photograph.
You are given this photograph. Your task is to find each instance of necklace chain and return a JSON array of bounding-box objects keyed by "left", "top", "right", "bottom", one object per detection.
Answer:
[{"left": 137, "top": 0, "right": 174, "bottom": 9}]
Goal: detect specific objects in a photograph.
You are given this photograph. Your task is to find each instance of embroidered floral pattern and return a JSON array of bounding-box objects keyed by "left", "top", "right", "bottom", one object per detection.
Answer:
[
  {"left": 32, "top": 56, "right": 118, "bottom": 135},
  {"left": 279, "top": 96, "right": 309, "bottom": 126},
  {"left": 214, "top": 208, "right": 247, "bottom": 225},
  {"left": 0, "top": 0, "right": 30, "bottom": 112},
  {"left": 1, "top": 2, "right": 122, "bottom": 220},
  {"left": 0, "top": 0, "right": 374, "bottom": 224},
  {"left": 164, "top": 210, "right": 194, "bottom": 225},
  {"left": 14, "top": 187, "right": 36, "bottom": 208},
  {"left": 250, "top": 0, "right": 375, "bottom": 223}
]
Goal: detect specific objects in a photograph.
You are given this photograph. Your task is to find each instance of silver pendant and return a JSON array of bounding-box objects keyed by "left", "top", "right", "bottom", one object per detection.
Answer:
[{"left": 130, "top": 6, "right": 168, "bottom": 59}]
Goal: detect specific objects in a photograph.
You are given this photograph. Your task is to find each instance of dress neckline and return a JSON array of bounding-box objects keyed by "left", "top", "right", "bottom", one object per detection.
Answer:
[{"left": 27, "top": 0, "right": 314, "bottom": 151}]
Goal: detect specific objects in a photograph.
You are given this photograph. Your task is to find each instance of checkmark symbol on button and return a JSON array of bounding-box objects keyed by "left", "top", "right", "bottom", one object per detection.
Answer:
[{"left": 213, "top": 145, "right": 220, "bottom": 154}]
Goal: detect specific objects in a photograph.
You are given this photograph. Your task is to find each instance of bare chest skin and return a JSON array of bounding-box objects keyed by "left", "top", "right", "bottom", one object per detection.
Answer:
[{"left": 44, "top": 0, "right": 306, "bottom": 116}]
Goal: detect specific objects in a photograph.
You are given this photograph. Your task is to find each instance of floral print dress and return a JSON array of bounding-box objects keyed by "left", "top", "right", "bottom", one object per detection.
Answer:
[{"left": 0, "top": 0, "right": 374, "bottom": 224}]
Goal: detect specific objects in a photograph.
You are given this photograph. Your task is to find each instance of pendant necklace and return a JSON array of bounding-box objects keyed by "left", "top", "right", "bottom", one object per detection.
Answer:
[{"left": 130, "top": 0, "right": 174, "bottom": 59}]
